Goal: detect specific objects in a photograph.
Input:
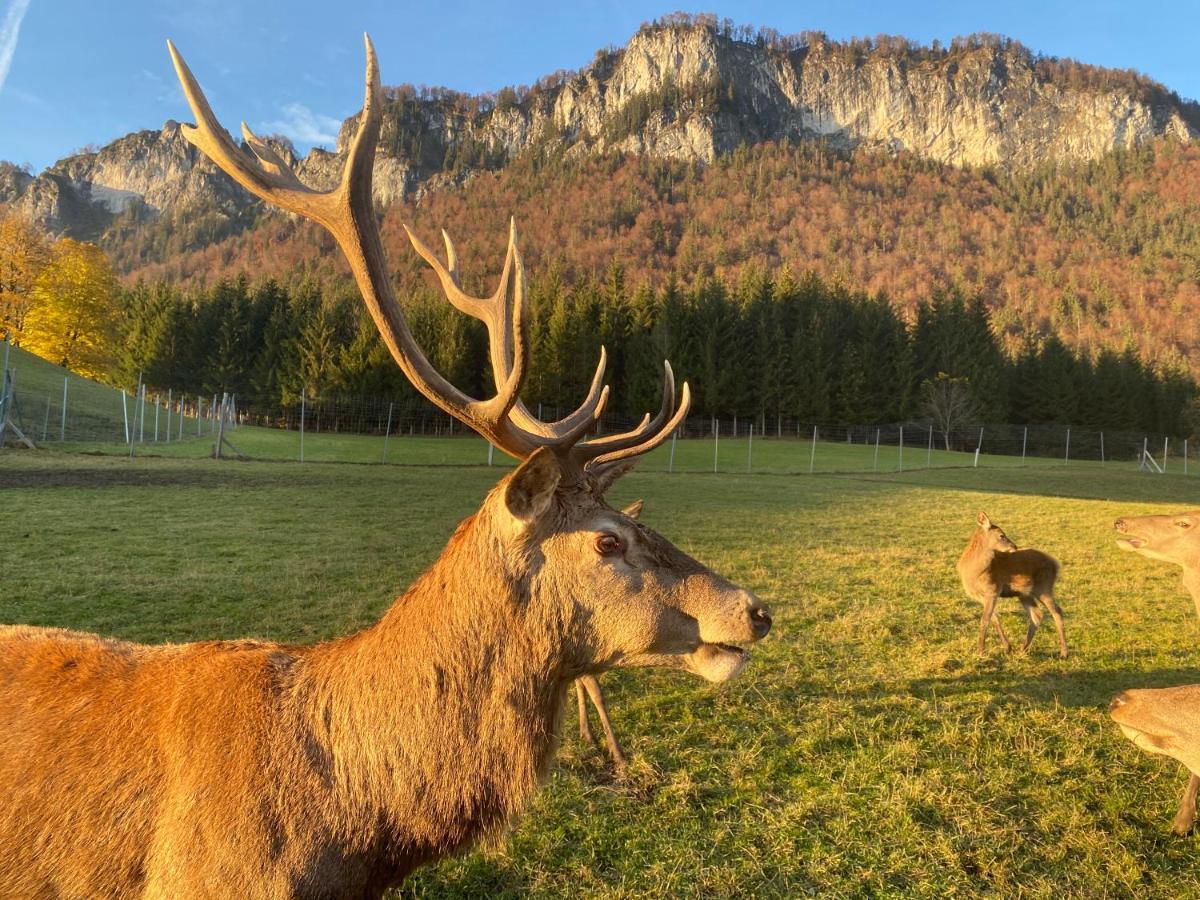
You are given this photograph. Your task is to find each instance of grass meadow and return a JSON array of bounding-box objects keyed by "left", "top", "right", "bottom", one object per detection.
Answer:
[{"left": 3, "top": 449, "right": 1200, "bottom": 896}]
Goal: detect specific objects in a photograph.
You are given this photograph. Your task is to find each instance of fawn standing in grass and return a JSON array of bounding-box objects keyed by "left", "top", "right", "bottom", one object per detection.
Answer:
[{"left": 957, "top": 512, "right": 1067, "bottom": 658}]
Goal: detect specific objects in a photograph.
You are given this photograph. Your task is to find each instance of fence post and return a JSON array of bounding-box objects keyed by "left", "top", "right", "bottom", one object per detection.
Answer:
[
  {"left": 669, "top": 429, "right": 677, "bottom": 473},
  {"left": 300, "top": 392, "right": 306, "bottom": 462},
  {"left": 1100, "top": 431, "right": 1104, "bottom": 466},
  {"left": 197, "top": 397, "right": 202, "bottom": 436},
  {"left": 873, "top": 428, "right": 880, "bottom": 473},
  {"left": 1021, "top": 426, "right": 1027, "bottom": 466},
  {"left": 1164, "top": 437, "right": 1170, "bottom": 473},
  {"left": 488, "top": 443, "right": 495, "bottom": 466},
  {"left": 1064, "top": 428, "right": 1070, "bottom": 465},
  {"left": 42, "top": 393, "right": 51, "bottom": 441},
  {"left": 713, "top": 419, "right": 719, "bottom": 473},
  {"left": 154, "top": 395, "right": 160, "bottom": 442},
  {"left": 809, "top": 426, "right": 817, "bottom": 474},
  {"left": 927, "top": 424, "right": 933, "bottom": 468},
  {"left": 382, "top": 401, "right": 393, "bottom": 464},
  {"left": 180, "top": 396, "right": 185, "bottom": 440},
  {"left": 121, "top": 390, "right": 130, "bottom": 445},
  {"left": 747, "top": 423, "right": 753, "bottom": 472},
  {"left": 60, "top": 377, "right": 68, "bottom": 442},
  {"left": 898, "top": 425, "right": 904, "bottom": 473},
  {"left": 165, "top": 389, "right": 172, "bottom": 444}
]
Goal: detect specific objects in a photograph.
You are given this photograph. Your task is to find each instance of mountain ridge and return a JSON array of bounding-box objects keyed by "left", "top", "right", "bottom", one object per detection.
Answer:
[{"left": 3, "top": 16, "right": 1198, "bottom": 249}]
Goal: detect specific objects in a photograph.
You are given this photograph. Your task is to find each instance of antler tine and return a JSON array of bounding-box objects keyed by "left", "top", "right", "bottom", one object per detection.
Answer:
[
  {"left": 572, "top": 362, "right": 691, "bottom": 468},
  {"left": 169, "top": 36, "right": 540, "bottom": 459},
  {"left": 405, "top": 221, "right": 610, "bottom": 443},
  {"left": 586, "top": 382, "right": 691, "bottom": 469}
]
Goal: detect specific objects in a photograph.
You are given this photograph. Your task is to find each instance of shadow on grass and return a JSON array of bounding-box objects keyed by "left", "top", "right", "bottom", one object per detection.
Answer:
[{"left": 896, "top": 665, "right": 1200, "bottom": 710}]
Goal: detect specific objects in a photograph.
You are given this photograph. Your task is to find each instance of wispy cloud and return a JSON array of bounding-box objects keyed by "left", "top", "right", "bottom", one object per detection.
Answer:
[
  {"left": 0, "top": 0, "right": 33, "bottom": 95},
  {"left": 261, "top": 102, "right": 340, "bottom": 147}
]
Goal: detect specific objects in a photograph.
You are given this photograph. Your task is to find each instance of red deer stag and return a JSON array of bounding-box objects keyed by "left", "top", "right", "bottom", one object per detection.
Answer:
[
  {"left": 0, "top": 38, "right": 772, "bottom": 898},
  {"left": 1111, "top": 510, "right": 1200, "bottom": 832},
  {"left": 957, "top": 512, "right": 1067, "bottom": 658}
]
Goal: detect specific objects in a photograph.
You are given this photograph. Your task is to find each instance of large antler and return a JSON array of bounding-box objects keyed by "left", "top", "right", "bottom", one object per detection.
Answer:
[{"left": 167, "top": 35, "right": 689, "bottom": 476}]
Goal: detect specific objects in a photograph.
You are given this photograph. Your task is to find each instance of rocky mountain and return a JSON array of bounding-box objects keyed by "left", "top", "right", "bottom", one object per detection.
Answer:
[{"left": 3, "top": 16, "right": 1198, "bottom": 255}]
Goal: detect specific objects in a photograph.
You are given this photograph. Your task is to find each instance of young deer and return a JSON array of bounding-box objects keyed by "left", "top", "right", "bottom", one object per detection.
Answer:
[
  {"left": 0, "top": 39, "right": 773, "bottom": 897},
  {"left": 957, "top": 512, "right": 1067, "bottom": 658},
  {"left": 1110, "top": 687, "right": 1200, "bottom": 834},
  {"left": 1111, "top": 510, "right": 1200, "bottom": 832}
]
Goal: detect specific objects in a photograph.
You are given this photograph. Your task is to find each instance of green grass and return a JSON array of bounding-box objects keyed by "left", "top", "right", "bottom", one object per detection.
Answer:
[{"left": 3, "top": 451, "right": 1200, "bottom": 896}]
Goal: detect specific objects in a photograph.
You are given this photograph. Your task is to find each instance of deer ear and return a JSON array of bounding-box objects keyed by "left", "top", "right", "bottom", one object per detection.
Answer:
[
  {"left": 977, "top": 511, "right": 992, "bottom": 528},
  {"left": 589, "top": 459, "right": 636, "bottom": 494},
  {"left": 504, "top": 448, "right": 561, "bottom": 525},
  {"left": 622, "top": 499, "right": 644, "bottom": 520}
]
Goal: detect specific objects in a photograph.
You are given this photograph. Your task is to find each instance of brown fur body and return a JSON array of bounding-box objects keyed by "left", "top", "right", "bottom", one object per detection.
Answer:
[{"left": 956, "top": 513, "right": 1067, "bottom": 657}]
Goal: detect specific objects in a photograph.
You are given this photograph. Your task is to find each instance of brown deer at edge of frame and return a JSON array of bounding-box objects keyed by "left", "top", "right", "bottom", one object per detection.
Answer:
[
  {"left": 1111, "top": 510, "right": 1200, "bottom": 834},
  {"left": 0, "top": 37, "right": 773, "bottom": 898},
  {"left": 957, "top": 512, "right": 1067, "bottom": 658}
]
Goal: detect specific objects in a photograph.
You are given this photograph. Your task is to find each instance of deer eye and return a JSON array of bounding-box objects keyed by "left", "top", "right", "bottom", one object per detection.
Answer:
[
  {"left": 595, "top": 533, "right": 624, "bottom": 556},
  {"left": 1177, "top": 520, "right": 1193, "bottom": 529}
]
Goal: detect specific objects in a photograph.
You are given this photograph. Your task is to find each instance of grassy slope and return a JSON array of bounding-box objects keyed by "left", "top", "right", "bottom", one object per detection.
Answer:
[
  {"left": 4, "top": 343, "right": 202, "bottom": 444},
  {"left": 3, "top": 452, "right": 1200, "bottom": 896}
]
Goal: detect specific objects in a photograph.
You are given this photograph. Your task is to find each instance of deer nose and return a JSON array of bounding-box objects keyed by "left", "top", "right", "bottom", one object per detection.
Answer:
[
  {"left": 748, "top": 600, "right": 773, "bottom": 639},
  {"left": 1110, "top": 692, "right": 1128, "bottom": 713},
  {"left": 1114, "top": 518, "right": 1127, "bottom": 532}
]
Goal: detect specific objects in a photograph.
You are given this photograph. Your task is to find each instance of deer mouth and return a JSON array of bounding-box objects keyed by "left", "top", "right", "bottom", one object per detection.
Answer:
[
  {"left": 1115, "top": 537, "right": 1146, "bottom": 551},
  {"left": 688, "top": 642, "right": 751, "bottom": 683}
]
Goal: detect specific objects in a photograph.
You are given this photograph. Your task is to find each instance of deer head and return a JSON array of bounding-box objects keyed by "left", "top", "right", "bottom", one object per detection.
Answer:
[
  {"left": 166, "top": 36, "right": 772, "bottom": 684},
  {"left": 975, "top": 512, "right": 1017, "bottom": 552},
  {"left": 1110, "top": 686, "right": 1200, "bottom": 775},
  {"left": 1115, "top": 512, "right": 1200, "bottom": 568}
]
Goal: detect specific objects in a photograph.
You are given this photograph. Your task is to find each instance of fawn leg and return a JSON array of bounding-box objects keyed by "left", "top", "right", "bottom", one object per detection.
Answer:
[
  {"left": 978, "top": 596, "right": 998, "bottom": 654},
  {"left": 581, "top": 674, "right": 628, "bottom": 772},
  {"left": 1020, "top": 599, "right": 1043, "bottom": 653},
  {"left": 1040, "top": 594, "right": 1068, "bottom": 659},
  {"left": 1173, "top": 773, "right": 1200, "bottom": 835},
  {"left": 576, "top": 680, "right": 596, "bottom": 746},
  {"left": 990, "top": 603, "right": 1013, "bottom": 653}
]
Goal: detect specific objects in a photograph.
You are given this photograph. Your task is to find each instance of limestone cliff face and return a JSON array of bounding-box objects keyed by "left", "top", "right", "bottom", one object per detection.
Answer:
[{"left": 4, "top": 21, "right": 1196, "bottom": 245}]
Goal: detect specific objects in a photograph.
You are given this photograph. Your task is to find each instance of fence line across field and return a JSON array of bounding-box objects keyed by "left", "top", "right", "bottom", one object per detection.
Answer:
[{"left": 0, "top": 353, "right": 1193, "bottom": 475}]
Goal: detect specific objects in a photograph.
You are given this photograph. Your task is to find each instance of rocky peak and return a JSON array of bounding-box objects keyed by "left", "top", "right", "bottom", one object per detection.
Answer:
[{"left": 3, "top": 17, "right": 1196, "bottom": 251}]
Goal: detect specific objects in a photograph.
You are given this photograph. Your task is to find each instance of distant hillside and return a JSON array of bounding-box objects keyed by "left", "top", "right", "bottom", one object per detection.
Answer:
[
  {"left": 4, "top": 15, "right": 1200, "bottom": 377},
  {"left": 118, "top": 137, "right": 1200, "bottom": 376}
]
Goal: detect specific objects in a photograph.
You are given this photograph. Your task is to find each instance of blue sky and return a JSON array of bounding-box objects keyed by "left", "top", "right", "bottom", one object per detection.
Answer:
[{"left": 2, "top": 0, "right": 1198, "bottom": 172}]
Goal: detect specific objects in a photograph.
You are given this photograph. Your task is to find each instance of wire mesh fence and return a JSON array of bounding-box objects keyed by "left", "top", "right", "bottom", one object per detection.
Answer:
[{"left": 4, "top": 382, "right": 1194, "bottom": 479}]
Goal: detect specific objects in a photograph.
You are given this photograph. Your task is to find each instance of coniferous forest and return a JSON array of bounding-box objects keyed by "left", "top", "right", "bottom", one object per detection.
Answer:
[{"left": 114, "top": 264, "right": 1195, "bottom": 437}]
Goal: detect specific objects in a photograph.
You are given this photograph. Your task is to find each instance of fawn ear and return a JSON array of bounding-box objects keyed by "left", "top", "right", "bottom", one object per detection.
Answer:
[
  {"left": 504, "top": 448, "right": 561, "bottom": 525},
  {"left": 622, "top": 499, "right": 644, "bottom": 520},
  {"left": 977, "top": 511, "right": 992, "bottom": 528}
]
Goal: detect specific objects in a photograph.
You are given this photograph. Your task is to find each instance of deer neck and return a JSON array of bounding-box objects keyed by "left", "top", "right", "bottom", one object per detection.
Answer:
[
  {"left": 958, "top": 533, "right": 995, "bottom": 576},
  {"left": 303, "top": 513, "right": 572, "bottom": 862}
]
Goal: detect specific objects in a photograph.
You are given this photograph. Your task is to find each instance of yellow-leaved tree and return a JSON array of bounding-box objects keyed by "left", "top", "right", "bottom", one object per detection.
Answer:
[
  {"left": 0, "top": 208, "right": 51, "bottom": 344},
  {"left": 22, "top": 238, "right": 119, "bottom": 379}
]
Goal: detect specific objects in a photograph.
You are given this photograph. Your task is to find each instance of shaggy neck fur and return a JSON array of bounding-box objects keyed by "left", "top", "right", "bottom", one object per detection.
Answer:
[
  {"left": 300, "top": 501, "right": 572, "bottom": 872},
  {"left": 958, "top": 529, "right": 996, "bottom": 575}
]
